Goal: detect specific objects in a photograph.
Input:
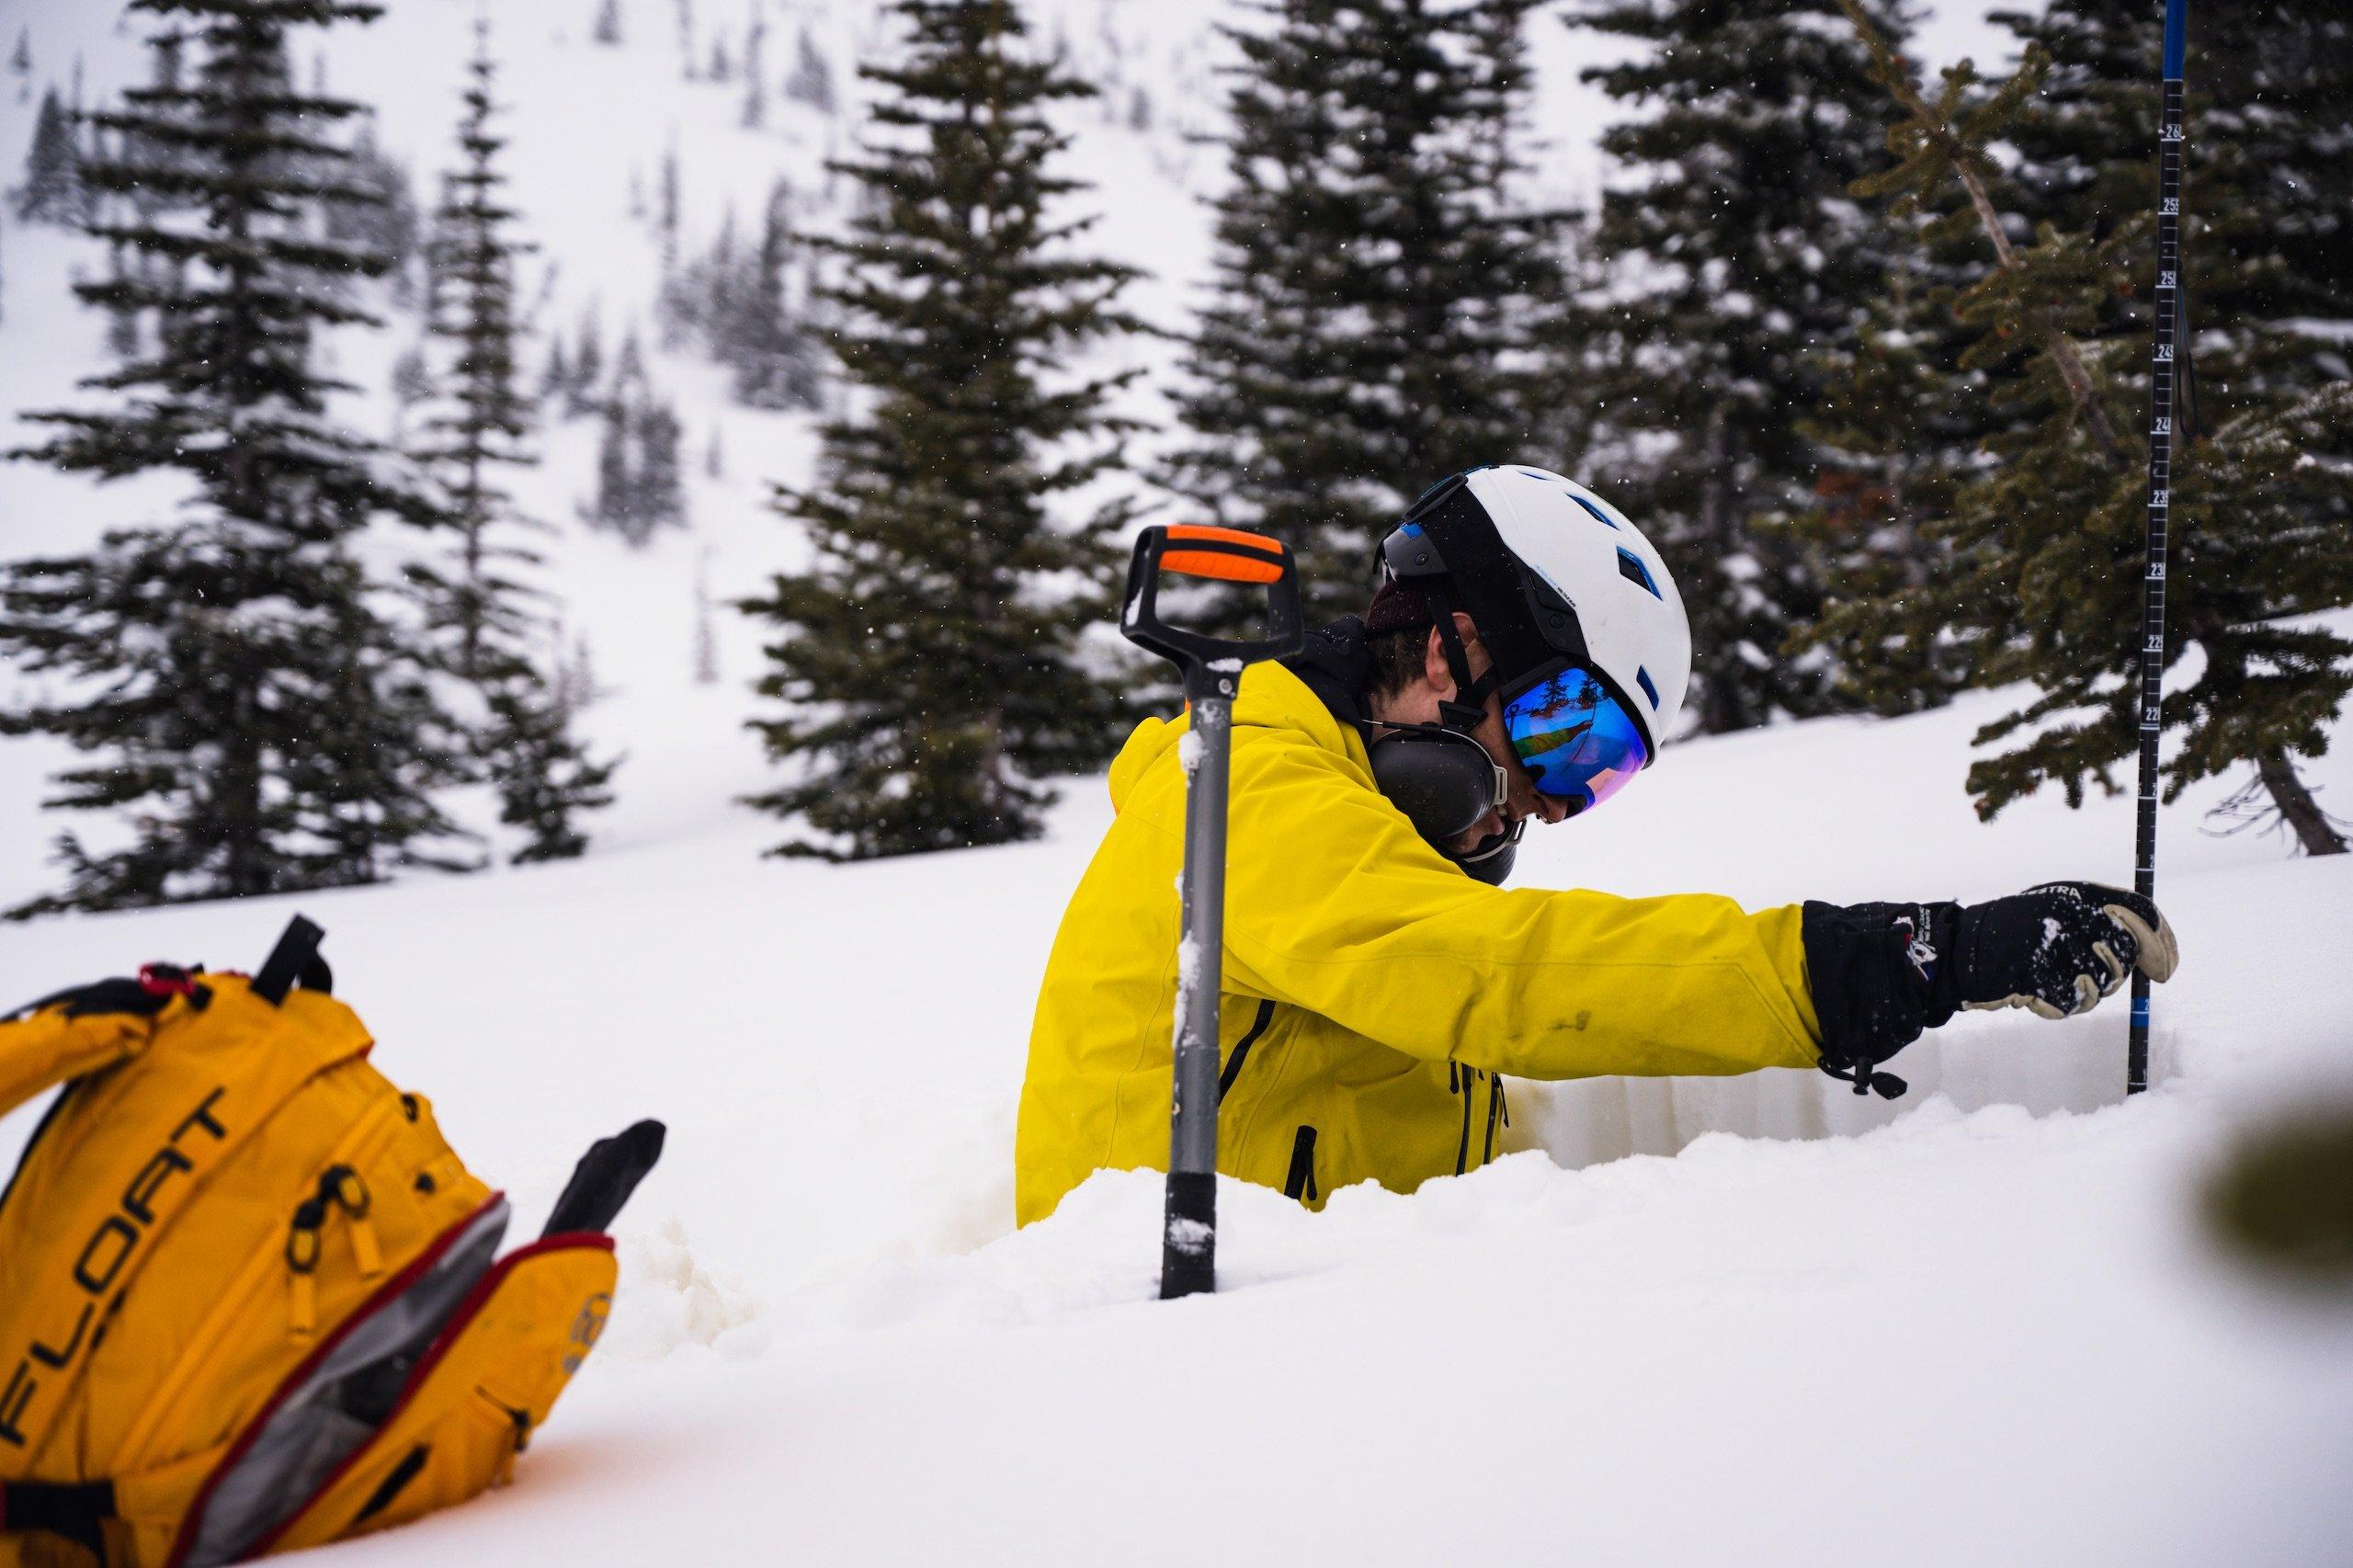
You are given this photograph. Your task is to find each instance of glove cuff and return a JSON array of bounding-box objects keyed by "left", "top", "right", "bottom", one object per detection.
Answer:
[{"left": 1801, "top": 901, "right": 1964, "bottom": 1085}]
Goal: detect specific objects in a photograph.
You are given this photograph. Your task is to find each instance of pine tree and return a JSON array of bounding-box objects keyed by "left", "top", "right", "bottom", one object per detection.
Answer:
[
  {"left": 784, "top": 25, "right": 835, "bottom": 114},
  {"left": 583, "top": 382, "right": 688, "bottom": 547},
  {"left": 1836, "top": 2, "right": 2353, "bottom": 854},
  {"left": 657, "top": 143, "right": 681, "bottom": 267},
  {"left": 743, "top": 0, "right": 1143, "bottom": 859},
  {"left": 325, "top": 120, "right": 420, "bottom": 300},
  {"left": 0, "top": 0, "right": 469, "bottom": 915},
  {"left": 413, "top": 24, "right": 540, "bottom": 688},
  {"left": 1165, "top": 0, "right": 1564, "bottom": 627},
  {"left": 567, "top": 305, "right": 606, "bottom": 415},
  {"left": 540, "top": 336, "right": 574, "bottom": 405},
  {"left": 1564, "top": 0, "right": 1911, "bottom": 733},
  {"left": 389, "top": 342, "right": 433, "bottom": 437},
  {"left": 741, "top": 9, "right": 768, "bottom": 128},
  {"left": 1782, "top": 265, "right": 1982, "bottom": 715},
  {"left": 593, "top": 0, "right": 623, "bottom": 47},
  {"left": 729, "top": 180, "right": 823, "bottom": 409},
  {"left": 13, "top": 86, "right": 86, "bottom": 223},
  {"left": 482, "top": 680, "right": 619, "bottom": 862}
]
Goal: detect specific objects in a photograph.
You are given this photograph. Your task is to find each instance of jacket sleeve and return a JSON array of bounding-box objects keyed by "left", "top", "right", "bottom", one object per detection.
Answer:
[{"left": 1208, "top": 728, "right": 1824, "bottom": 1081}]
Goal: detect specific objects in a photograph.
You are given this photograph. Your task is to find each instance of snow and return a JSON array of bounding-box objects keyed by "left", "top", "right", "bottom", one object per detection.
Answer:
[{"left": 6, "top": 3, "right": 2351, "bottom": 1565}]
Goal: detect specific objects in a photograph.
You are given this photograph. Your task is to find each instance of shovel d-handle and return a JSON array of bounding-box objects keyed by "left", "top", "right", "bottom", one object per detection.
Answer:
[
  {"left": 1120, "top": 525, "right": 1303, "bottom": 1301},
  {"left": 1122, "top": 525, "right": 1305, "bottom": 701}
]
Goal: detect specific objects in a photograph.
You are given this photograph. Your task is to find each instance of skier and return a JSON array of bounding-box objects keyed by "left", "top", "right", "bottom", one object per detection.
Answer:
[{"left": 1015, "top": 466, "right": 2178, "bottom": 1224}]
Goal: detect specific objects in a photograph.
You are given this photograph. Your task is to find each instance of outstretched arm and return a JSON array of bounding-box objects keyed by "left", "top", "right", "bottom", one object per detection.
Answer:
[{"left": 1211, "top": 732, "right": 1824, "bottom": 1081}]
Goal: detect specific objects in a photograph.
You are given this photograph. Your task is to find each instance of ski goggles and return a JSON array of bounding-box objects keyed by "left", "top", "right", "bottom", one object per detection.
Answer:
[{"left": 1500, "top": 665, "right": 1652, "bottom": 816}]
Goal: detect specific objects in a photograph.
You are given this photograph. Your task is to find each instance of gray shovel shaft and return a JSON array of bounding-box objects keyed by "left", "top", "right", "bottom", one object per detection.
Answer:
[{"left": 1170, "top": 686, "right": 1233, "bottom": 1180}]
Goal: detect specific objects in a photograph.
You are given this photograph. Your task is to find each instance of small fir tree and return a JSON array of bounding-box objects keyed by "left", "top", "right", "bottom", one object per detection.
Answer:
[
  {"left": 412, "top": 29, "right": 615, "bottom": 861},
  {"left": 742, "top": 0, "right": 1143, "bottom": 859},
  {"left": 13, "top": 86, "right": 86, "bottom": 223},
  {"left": 741, "top": 11, "right": 768, "bottom": 128},
  {"left": 784, "top": 26, "right": 835, "bottom": 114},
  {"left": 729, "top": 180, "right": 823, "bottom": 409},
  {"left": 567, "top": 305, "right": 606, "bottom": 415},
  {"left": 0, "top": 0, "right": 469, "bottom": 915},
  {"left": 1165, "top": 0, "right": 1564, "bottom": 626},
  {"left": 593, "top": 0, "right": 623, "bottom": 47},
  {"left": 325, "top": 120, "right": 421, "bottom": 301}
]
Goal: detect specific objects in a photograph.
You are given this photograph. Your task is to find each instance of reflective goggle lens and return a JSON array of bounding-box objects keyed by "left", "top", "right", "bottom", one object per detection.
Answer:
[{"left": 1502, "top": 667, "right": 1651, "bottom": 814}]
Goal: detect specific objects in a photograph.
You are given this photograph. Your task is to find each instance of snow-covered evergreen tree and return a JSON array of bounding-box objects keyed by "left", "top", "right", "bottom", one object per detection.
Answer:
[
  {"left": 741, "top": 10, "right": 768, "bottom": 128},
  {"left": 593, "top": 0, "right": 623, "bottom": 47},
  {"left": 1165, "top": 0, "right": 1563, "bottom": 626},
  {"left": 1836, "top": 2, "right": 2353, "bottom": 854},
  {"left": 1568, "top": 0, "right": 1911, "bottom": 733},
  {"left": 784, "top": 25, "right": 835, "bottom": 114},
  {"left": 12, "top": 86, "right": 85, "bottom": 223},
  {"left": 326, "top": 120, "right": 421, "bottom": 301},
  {"left": 729, "top": 181, "right": 824, "bottom": 410},
  {"left": 743, "top": 0, "right": 1142, "bottom": 859},
  {"left": 0, "top": 0, "right": 468, "bottom": 916},
  {"left": 584, "top": 381, "right": 689, "bottom": 547}
]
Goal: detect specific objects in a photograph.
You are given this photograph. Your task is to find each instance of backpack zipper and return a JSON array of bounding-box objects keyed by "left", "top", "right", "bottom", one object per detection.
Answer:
[
  {"left": 288, "top": 1165, "right": 382, "bottom": 1337},
  {"left": 112, "top": 1086, "right": 408, "bottom": 1468}
]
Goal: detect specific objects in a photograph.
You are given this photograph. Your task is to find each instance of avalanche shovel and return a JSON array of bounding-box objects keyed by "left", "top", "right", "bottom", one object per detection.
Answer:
[{"left": 1121, "top": 524, "right": 1304, "bottom": 1300}]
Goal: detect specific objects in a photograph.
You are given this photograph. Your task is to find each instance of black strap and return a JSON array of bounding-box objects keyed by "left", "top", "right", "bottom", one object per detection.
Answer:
[
  {"left": 540, "top": 1120, "right": 666, "bottom": 1238},
  {"left": 251, "top": 915, "right": 331, "bottom": 1006},
  {"left": 1, "top": 1479, "right": 115, "bottom": 1556},
  {"left": 1283, "top": 1125, "right": 1319, "bottom": 1204}
]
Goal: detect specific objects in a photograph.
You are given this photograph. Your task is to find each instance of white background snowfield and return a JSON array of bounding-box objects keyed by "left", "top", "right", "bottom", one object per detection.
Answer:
[{"left": 3, "top": 2, "right": 2350, "bottom": 1564}]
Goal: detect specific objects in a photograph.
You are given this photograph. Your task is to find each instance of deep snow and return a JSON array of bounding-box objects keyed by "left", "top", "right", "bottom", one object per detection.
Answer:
[{"left": 4, "top": 2, "right": 2351, "bottom": 1563}]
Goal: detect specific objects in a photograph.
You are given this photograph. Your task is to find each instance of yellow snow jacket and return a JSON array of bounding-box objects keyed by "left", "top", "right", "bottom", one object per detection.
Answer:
[{"left": 1016, "top": 659, "right": 1824, "bottom": 1225}]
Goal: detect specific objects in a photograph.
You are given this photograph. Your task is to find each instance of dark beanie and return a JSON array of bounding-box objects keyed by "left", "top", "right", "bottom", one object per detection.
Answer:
[{"left": 1365, "top": 577, "right": 1436, "bottom": 636}]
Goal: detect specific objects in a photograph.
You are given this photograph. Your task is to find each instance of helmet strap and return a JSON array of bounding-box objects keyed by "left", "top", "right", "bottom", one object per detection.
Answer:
[{"left": 1419, "top": 579, "right": 1498, "bottom": 733}]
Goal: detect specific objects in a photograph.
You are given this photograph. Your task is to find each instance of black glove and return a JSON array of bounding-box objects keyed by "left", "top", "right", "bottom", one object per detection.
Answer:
[{"left": 1802, "top": 881, "right": 2179, "bottom": 1097}]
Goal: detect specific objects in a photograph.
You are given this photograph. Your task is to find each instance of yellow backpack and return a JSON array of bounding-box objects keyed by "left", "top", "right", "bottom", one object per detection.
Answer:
[{"left": 0, "top": 917, "right": 663, "bottom": 1568}]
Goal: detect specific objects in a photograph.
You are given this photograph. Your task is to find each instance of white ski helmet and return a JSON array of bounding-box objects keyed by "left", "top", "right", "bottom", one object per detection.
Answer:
[{"left": 1376, "top": 465, "right": 1691, "bottom": 809}]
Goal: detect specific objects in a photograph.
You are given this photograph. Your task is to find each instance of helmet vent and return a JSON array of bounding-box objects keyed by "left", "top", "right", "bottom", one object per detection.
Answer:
[
  {"left": 1617, "top": 547, "right": 1662, "bottom": 598},
  {"left": 1635, "top": 666, "right": 1661, "bottom": 710},
  {"left": 1570, "top": 494, "right": 1620, "bottom": 529}
]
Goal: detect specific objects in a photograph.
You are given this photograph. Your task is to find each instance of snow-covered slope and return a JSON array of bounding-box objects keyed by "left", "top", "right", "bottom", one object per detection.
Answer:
[
  {"left": 6, "top": 4, "right": 2351, "bottom": 1564},
  {"left": 4, "top": 658, "right": 2351, "bottom": 1568}
]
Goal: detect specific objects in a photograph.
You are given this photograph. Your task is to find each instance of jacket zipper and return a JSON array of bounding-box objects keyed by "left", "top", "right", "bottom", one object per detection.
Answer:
[
  {"left": 1483, "top": 1074, "right": 1506, "bottom": 1165},
  {"left": 1451, "top": 1062, "right": 1476, "bottom": 1176},
  {"left": 1217, "top": 1000, "right": 1278, "bottom": 1104}
]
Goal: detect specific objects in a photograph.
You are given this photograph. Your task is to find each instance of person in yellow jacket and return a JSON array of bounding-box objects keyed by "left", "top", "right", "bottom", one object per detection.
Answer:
[{"left": 1015, "top": 466, "right": 2178, "bottom": 1224}]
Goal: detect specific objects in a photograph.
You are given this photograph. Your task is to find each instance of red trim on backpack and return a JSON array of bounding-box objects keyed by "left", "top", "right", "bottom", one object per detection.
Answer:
[
  {"left": 240, "top": 1232, "right": 617, "bottom": 1560},
  {"left": 136, "top": 965, "right": 198, "bottom": 998},
  {"left": 162, "top": 1194, "right": 511, "bottom": 1568}
]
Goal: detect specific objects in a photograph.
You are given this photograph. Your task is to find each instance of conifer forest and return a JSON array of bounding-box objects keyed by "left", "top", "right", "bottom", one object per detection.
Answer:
[{"left": 1, "top": 0, "right": 2342, "bottom": 898}]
